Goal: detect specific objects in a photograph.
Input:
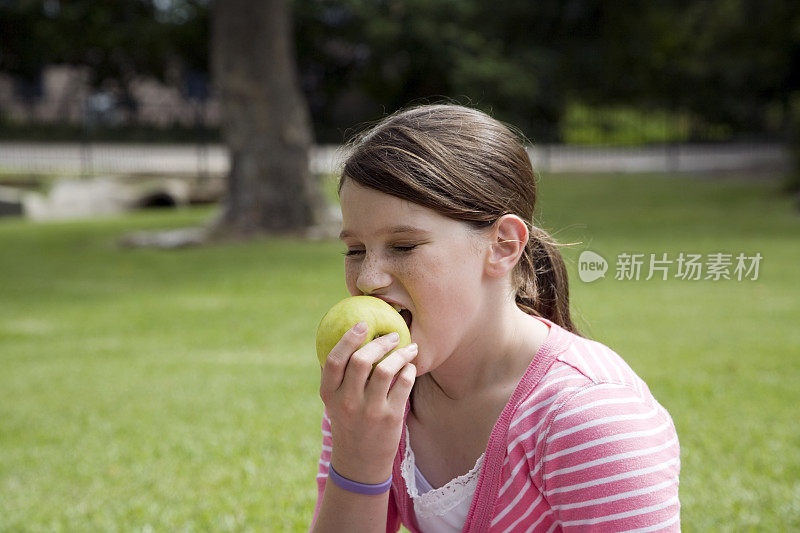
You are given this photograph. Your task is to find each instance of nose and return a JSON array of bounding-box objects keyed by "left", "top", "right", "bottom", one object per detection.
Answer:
[{"left": 355, "top": 252, "right": 393, "bottom": 295}]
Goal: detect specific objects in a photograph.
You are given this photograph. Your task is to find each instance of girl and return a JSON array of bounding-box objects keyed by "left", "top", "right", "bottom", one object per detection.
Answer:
[{"left": 311, "top": 104, "right": 680, "bottom": 532}]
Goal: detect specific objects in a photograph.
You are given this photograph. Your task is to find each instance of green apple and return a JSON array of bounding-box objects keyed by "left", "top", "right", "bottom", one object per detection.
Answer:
[{"left": 316, "top": 295, "right": 412, "bottom": 367}]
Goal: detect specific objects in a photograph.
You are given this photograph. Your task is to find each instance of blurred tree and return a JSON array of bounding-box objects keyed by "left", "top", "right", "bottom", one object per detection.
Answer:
[{"left": 209, "top": 0, "right": 322, "bottom": 236}]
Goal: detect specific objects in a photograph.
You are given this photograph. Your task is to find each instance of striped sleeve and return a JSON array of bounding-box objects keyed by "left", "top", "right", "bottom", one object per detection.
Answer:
[
  {"left": 311, "top": 409, "right": 333, "bottom": 528},
  {"left": 536, "top": 383, "right": 681, "bottom": 531}
]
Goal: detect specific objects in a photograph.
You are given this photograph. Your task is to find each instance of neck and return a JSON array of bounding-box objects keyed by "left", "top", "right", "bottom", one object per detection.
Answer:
[{"left": 415, "top": 301, "right": 549, "bottom": 402}]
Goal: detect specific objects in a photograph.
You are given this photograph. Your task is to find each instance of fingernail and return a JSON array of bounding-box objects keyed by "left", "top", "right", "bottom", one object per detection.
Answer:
[
  {"left": 387, "top": 332, "right": 399, "bottom": 342},
  {"left": 405, "top": 343, "right": 418, "bottom": 354},
  {"left": 353, "top": 321, "right": 367, "bottom": 333}
]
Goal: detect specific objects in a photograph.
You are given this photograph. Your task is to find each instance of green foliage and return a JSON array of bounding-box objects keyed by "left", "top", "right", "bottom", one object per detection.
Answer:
[
  {"left": 0, "top": 0, "right": 209, "bottom": 87},
  {"left": 784, "top": 91, "right": 800, "bottom": 192},
  {"left": 568, "top": 1, "right": 799, "bottom": 132},
  {"left": 559, "top": 102, "right": 735, "bottom": 145},
  {"left": 561, "top": 103, "right": 691, "bottom": 145},
  {"left": 1, "top": 173, "right": 799, "bottom": 530},
  {"left": 293, "top": 0, "right": 800, "bottom": 142},
  {"left": 2, "top": 0, "right": 798, "bottom": 143},
  {"left": 293, "top": 0, "right": 601, "bottom": 141}
]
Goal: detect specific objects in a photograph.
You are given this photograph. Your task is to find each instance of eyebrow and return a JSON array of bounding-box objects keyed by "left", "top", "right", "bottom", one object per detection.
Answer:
[{"left": 339, "top": 225, "right": 429, "bottom": 240}]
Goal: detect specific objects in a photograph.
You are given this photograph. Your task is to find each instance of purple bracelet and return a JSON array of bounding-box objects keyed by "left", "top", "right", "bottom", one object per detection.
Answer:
[{"left": 328, "top": 464, "right": 392, "bottom": 495}]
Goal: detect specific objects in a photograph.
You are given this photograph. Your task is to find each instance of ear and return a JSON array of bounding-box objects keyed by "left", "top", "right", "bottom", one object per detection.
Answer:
[{"left": 485, "top": 214, "right": 529, "bottom": 278}]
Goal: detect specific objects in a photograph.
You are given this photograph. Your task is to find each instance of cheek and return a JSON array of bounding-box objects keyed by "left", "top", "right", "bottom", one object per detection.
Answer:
[
  {"left": 412, "top": 257, "right": 484, "bottom": 327},
  {"left": 344, "top": 262, "right": 359, "bottom": 295},
  {"left": 415, "top": 250, "right": 481, "bottom": 294}
]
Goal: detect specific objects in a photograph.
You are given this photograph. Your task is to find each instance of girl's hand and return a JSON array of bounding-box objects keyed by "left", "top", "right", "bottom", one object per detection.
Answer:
[{"left": 319, "top": 321, "right": 418, "bottom": 485}]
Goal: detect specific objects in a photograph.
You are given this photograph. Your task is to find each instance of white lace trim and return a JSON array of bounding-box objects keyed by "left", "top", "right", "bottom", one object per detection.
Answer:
[{"left": 400, "top": 425, "right": 484, "bottom": 519}]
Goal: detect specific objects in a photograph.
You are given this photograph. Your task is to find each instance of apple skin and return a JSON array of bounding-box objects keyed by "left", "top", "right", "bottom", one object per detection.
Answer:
[{"left": 316, "top": 295, "right": 411, "bottom": 368}]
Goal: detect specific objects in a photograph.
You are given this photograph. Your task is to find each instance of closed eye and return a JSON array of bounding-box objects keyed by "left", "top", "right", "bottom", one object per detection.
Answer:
[
  {"left": 391, "top": 244, "right": 418, "bottom": 253},
  {"left": 342, "top": 243, "right": 422, "bottom": 257}
]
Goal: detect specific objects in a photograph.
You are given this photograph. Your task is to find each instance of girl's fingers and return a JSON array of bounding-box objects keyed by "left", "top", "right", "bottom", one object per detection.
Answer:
[
  {"left": 387, "top": 362, "right": 417, "bottom": 407},
  {"left": 365, "top": 343, "right": 418, "bottom": 401},
  {"left": 339, "top": 332, "right": 401, "bottom": 394},
  {"left": 319, "top": 322, "right": 368, "bottom": 400}
]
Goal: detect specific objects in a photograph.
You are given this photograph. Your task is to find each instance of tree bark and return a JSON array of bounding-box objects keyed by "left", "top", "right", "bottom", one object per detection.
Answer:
[{"left": 210, "top": 0, "right": 321, "bottom": 236}]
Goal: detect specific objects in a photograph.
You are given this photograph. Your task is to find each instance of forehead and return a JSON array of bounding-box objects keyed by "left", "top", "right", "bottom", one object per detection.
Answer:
[{"left": 339, "top": 180, "right": 447, "bottom": 239}]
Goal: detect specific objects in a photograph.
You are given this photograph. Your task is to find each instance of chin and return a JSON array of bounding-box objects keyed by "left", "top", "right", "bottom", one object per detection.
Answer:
[
  {"left": 411, "top": 361, "right": 428, "bottom": 376},
  {"left": 409, "top": 350, "right": 437, "bottom": 378}
]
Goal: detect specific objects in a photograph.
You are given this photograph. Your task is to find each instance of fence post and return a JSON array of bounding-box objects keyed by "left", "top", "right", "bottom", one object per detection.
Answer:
[
  {"left": 81, "top": 99, "right": 92, "bottom": 179},
  {"left": 666, "top": 142, "right": 679, "bottom": 172}
]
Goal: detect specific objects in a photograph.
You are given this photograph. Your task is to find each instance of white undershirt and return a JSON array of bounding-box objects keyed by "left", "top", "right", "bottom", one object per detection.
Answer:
[{"left": 400, "top": 425, "right": 484, "bottom": 533}]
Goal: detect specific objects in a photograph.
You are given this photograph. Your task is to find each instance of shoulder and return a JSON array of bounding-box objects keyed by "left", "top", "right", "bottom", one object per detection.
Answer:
[
  {"left": 536, "top": 382, "right": 681, "bottom": 529},
  {"left": 539, "top": 380, "right": 679, "bottom": 464},
  {"left": 507, "top": 361, "right": 592, "bottom": 440},
  {"left": 505, "top": 336, "right": 680, "bottom": 480},
  {"left": 557, "top": 334, "right": 652, "bottom": 392},
  {"left": 505, "top": 329, "right": 648, "bottom": 437},
  {"left": 498, "top": 327, "right": 681, "bottom": 529}
]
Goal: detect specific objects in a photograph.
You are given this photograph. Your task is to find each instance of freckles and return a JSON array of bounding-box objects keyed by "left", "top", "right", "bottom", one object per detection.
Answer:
[
  {"left": 343, "top": 263, "right": 358, "bottom": 292},
  {"left": 392, "top": 256, "right": 424, "bottom": 279}
]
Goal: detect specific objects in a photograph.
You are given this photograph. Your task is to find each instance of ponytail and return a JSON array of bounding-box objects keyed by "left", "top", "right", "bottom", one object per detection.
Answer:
[{"left": 515, "top": 225, "right": 585, "bottom": 338}]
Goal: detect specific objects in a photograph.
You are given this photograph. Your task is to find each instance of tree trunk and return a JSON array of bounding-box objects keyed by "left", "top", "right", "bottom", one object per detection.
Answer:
[{"left": 210, "top": 0, "right": 321, "bottom": 236}]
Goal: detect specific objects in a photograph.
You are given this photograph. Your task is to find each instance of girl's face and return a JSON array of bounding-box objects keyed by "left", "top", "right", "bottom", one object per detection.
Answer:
[{"left": 339, "top": 179, "right": 491, "bottom": 375}]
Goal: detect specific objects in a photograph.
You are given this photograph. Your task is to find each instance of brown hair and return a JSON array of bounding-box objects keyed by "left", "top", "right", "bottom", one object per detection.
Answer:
[{"left": 339, "top": 104, "right": 584, "bottom": 337}]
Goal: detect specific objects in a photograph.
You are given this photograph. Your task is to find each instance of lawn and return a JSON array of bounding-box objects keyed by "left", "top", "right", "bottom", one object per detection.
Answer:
[{"left": 1, "top": 172, "right": 798, "bottom": 531}]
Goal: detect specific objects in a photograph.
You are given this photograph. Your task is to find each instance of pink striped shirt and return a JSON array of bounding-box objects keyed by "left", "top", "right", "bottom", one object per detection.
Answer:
[{"left": 313, "top": 316, "right": 681, "bottom": 532}]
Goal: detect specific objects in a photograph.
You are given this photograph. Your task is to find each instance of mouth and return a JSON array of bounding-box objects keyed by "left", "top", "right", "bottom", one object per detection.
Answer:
[{"left": 390, "top": 303, "right": 413, "bottom": 330}]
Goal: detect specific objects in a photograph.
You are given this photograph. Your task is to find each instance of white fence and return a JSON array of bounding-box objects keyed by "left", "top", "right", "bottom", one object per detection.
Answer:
[{"left": 0, "top": 141, "right": 790, "bottom": 177}]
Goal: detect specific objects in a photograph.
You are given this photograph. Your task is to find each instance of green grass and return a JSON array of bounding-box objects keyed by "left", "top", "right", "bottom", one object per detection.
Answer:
[{"left": 1, "top": 172, "right": 799, "bottom": 531}]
